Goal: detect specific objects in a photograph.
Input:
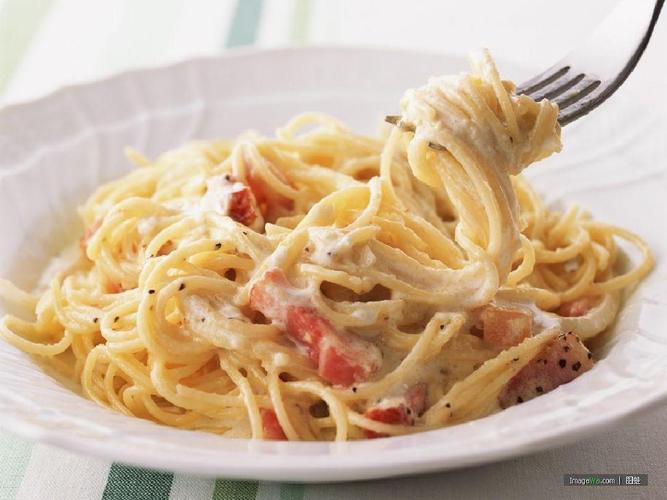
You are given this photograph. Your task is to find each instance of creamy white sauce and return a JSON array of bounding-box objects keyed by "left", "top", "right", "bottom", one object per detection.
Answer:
[
  {"left": 200, "top": 176, "right": 246, "bottom": 215},
  {"left": 164, "top": 197, "right": 202, "bottom": 217},
  {"left": 564, "top": 258, "right": 579, "bottom": 273},
  {"left": 350, "top": 308, "right": 378, "bottom": 322},
  {"left": 162, "top": 176, "right": 246, "bottom": 221},
  {"left": 271, "top": 352, "right": 291, "bottom": 367},
  {"left": 493, "top": 297, "right": 561, "bottom": 334},
  {"left": 137, "top": 216, "right": 158, "bottom": 236},
  {"left": 307, "top": 227, "right": 356, "bottom": 266}
]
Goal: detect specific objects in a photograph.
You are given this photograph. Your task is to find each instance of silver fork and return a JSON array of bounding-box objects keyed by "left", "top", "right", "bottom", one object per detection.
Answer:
[
  {"left": 387, "top": 0, "right": 664, "bottom": 145},
  {"left": 519, "top": 0, "right": 663, "bottom": 125}
]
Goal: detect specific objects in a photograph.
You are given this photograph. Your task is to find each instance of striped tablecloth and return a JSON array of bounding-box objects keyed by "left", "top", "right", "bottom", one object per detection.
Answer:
[{"left": 1, "top": 1, "right": 666, "bottom": 498}]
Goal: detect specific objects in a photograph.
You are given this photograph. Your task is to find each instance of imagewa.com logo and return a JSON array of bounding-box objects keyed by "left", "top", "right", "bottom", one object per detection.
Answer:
[
  {"left": 564, "top": 474, "right": 647, "bottom": 486},
  {"left": 570, "top": 476, "right": 612, "bottom": 486}
]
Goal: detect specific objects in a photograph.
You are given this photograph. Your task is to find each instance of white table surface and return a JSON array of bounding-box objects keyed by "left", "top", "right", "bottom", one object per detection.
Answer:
[{"left": 0, "top": 1, "right": 665, "bottom": 498}]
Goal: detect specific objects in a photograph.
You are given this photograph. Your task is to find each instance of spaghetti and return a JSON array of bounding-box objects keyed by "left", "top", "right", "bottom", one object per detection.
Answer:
[{"left": 0, "top": 50, "right": 653, "bottom": 440}]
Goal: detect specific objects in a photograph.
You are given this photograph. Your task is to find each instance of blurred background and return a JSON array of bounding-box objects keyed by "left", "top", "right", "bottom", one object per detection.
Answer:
[{"left": 1, "top": 0, "right": 665, "bottom": 106}]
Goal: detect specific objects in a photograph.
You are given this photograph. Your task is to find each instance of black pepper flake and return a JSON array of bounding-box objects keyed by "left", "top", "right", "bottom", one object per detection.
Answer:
[
  {"left": 352, "top": 387, "right": 357, "bottom": 393},
  {"left": 440, "top": 324, "right": 445, "bottom": 330},
  {"left": 445, "top": 403, "right": 451, "bottom": 408},
  {"left": 114, "top": 316, "right": 119, "bottom": 323},
  {"left": 536, "top": 386, "right": 544, "bottom": 393},
  {"left": 509, "top": 136, "right": 514, "bottom": 144},
  {"left": 326, "top": 251, "right": 332, "bottom": 256},
  {"left": 178, "top": 283, "right": 186, "bottom": 291},
  {"left": 215, "top": 242, "right": 222, "bottom": 250},
  {"left": 243, "top": 231, "right": 248, "bottom": 235},
  {"left": 304, "top": 247, "right": 310, "bottom": 252},
  {"left": 149, "top": 254, "right": 154, "bottom": 258},
  {"left": 224, "top": 174, "right": 231, "bottom": 181},
  {"left": 587, "top": 352, "right": 593, "bottom": 359},
  {"left": 572, "top": 361, "right": 582, "bottom": 372},
  {"left": 512, "top": 357, "right": 519, "bottom": 362},
  {"left": 201, "top": 317, "right": 206, "bottom": 322},
  {"left": 517, "top": 396, "right": 524, "bottom": 403},
  {"left": 564, "top": 346, "right": 570, "bottom": 352},
  {"left": 148, "top": 289, "right": 155, "bottom": 294},
  {"left": 93, "top": 317, "right": 98, "bottom": 323},
  {"left": 558, "top": 359, "right": 567, "bottom": 368}
]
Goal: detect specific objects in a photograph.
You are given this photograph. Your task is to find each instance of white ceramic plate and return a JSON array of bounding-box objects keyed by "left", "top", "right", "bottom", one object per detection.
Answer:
[{"left": 0, "top": 47, "right": 666, "bottom": 483}]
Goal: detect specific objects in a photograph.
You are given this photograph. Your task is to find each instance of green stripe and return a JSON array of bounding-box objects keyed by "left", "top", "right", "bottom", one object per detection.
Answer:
[
  {"left": 0, "top": 433, "right": 33, "bottom": 500},
  {"left": 225, "top": 0, "right": 265, "bottom": 48},
  {"left": 280, "top": 483, "right": 305, "bottom": 500},
  {"left": 102, "top": 464, "right": 173, "bottom": 500},
  {"left": 0, "top": 0, "right": 57, "bottom": 96},
  {"left": 289, "top": 0, "right": 312, "bottom": 44},
  {"left": 212, "top": 479, "right": 258, "bottom": 500}
]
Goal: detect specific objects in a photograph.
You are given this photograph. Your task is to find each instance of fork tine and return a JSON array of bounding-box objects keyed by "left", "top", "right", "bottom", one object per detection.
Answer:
[
  {"left": 557, "top": 83, "right": 607, "bottom": 125},
  {"left": 385, "top": 115, "right": 448, "bottom": 151},
  {"left": 385, "top": 115, "right": 416, "bottom": 133},
  {"left": 554, "top": 77, "right": 602, "bottom": 110},
  {"left": 534, "top": 73, "right": 586, "bottom": 102},
  {"left": 516, "top": 66, "right": 570, "bottom": 96},
  {"left": 518, "top": 0, "right": 663, "bottom": 126}
]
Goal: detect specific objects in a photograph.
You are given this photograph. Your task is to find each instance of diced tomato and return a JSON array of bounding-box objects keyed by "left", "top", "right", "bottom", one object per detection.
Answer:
[
  {"left": 260, "top": 408, "right": 287, "bottom": 440},
  {"left": 480, "top": 305, "right": 533, "bottom": 349},
  {"left": 557, "top": 296, "right": 597, "bottom": 317},
  {"left": 364, "top": 383, "right": 427, "bottom": 438},
  {"left": 249, "top": 269, "right": 381, "bottom": 386},
  {"left": 498, "top": 332, "right": 594, "bottom": 408},
  {"left": 80, "top": 219, "right": 102, "bottom": 255}
]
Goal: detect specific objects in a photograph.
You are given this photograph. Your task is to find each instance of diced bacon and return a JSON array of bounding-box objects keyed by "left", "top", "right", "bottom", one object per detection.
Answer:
[
  {"left": 247, "top": 168, "right": 294, "bottom": 216},
  {"left": 249, "top": 269, "right": 381, "bottom": 386},
  {"left": 260, "top": 409, "right": 287, "bottom": 440},
  {"left": 228, "top": 186, "right": 258, "bottom": 227},
  {"left": 480, "top": 305, "right": 533, "bottom": 349},
  {"left": 201, "top": 175, "right": 262, "bottom": 229},
  {"left": 107, "top": 282, "right": 124, "bottom": 294},
  {"left": 364, "top": 383, "right": 427, "bottom": 438},
  {"left": 498, "top": 332, "right": 594, "bottom": 408},
  {"left": 557, "top": 296, "right": 597, "bottom": 317},
  {"left": 249, "top": 269, "right": 292, "bottom": 322},
  {"left": 305, "top": 315, "right": 379, "bottom": 386},
  {"left": 80, "top": 219, "right": 102, "bottom": 255}
]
